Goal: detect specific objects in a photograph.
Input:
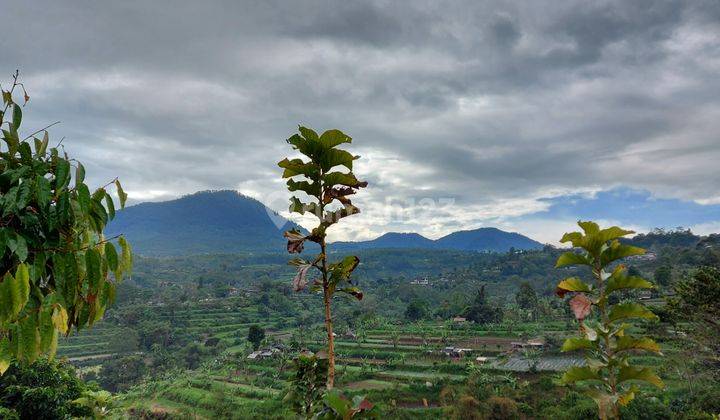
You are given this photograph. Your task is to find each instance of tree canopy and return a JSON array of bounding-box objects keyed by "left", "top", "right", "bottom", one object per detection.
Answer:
[{"left": 1, "top": 72, "right": 132, "bottom": 374}]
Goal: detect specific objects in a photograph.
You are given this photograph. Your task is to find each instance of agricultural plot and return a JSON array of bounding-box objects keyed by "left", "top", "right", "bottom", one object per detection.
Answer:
[{"left": 491, "top": 355, "right": 584, "bottom": 372}]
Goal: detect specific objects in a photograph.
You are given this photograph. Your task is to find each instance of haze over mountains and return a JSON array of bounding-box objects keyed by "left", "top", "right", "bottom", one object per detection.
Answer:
[{"left": 106, "top": 190, "right": 543, "bottom": 256}]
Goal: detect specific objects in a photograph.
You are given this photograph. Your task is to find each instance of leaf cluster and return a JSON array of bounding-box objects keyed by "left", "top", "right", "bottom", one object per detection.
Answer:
[
  {"left": 279, "top": 127, "right": 367, "bottom": 301},
  {"left": 554, "top": 221, "right": 663, "bottom": 418},
  {"left": 0, "top": 74, "right": 132, "bottom": 374}
]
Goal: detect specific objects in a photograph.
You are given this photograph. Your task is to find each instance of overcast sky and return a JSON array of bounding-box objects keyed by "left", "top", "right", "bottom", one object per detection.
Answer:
[{"left": 3, "top": 0, "right": 720, "bottom": 243}]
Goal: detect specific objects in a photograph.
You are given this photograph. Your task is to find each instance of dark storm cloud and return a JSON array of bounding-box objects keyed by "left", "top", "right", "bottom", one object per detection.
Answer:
[{"left": 2, "top": 0, "right": 719, "bottom": 240}]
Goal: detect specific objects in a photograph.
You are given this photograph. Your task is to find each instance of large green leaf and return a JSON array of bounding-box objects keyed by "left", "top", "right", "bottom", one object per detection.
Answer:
[
  {"left": 14, "top": 264, "right": 30, "bottom": 304},
  {"left": 556, "top": 277, "right": 592, "bottom": 297},
  {"left": 104, "top": 191, "right": 116, "bottom": 220},
  {"left": 561, "top": 366, "right": 601, "bottom": 384},
  {"left": 38, "top": 302, "right": 58, "bottom": 359},
  {"left": 555, "top": 252, "right": 592, "bottom": 268},
  {"left": 12, "top": 103, "right": 22, "bottom": 129},
  {"left": 75, "top": 162, "right": 86, "bottom": 185},
  {"left": 0, "top": 265, "right": 30, "bottom": 322},
  {"left": 298, "top": 126, "right": 319, "bottom": 142},
  {"left": 85, "top": 248, "right": 102, "bottom": 293},
  {"left": 52, "top": 305, "right": 69, "bottom": 335},
  {"left": 114, "top": 179, "right": 128, "bottom": 209},
  {"left": 618, "top": 366, "right": 664, "bottom": 389},
  {"left": 596, "top": 226, "right": 635, "bottom": 243},
  {"left": 561, "top": 337, "right": 594, "bottom": 352},
  {"left": 278, "top": 158, "right": 318, "bottom": 178},
  {"left": 577, "top": 221, "right": 600, "bottom": 235},
  {"left": 34, "top": 175, "right": 51, "bottom": 206},
  {"left": 606, "top": 273, "right": 654, "bottom": 295},
  {"left": 77, "top": 183, "right": 91, "bottom": 214},
  {"left": 329, "top": 256, "right": 360, "bottom": 283},
  {"left": 16, "top": 313, "right": 41, "bottom": 364},
  {"left": 608, "top": 303, "right": 658, "bottom": 323},
  {"left": 55, "top": 159, "right": 71, "bottom": 191},
  {"left": 105, "top": 242, "right": 119, "bottom": 272},
  {"left": 0, "top": 338, "right": 10, "bottom": 375},
  {"left": 319, "top": 129, "right": 352, "bottom": 148},
  {"left": 287, "top": 179, "right": 320, "bottom": 196},
  {"left": 318, "top": 148, "right": 356, "bottom": 172},
  {"left": 118, "top": 236, "right": 133, "bottom": 277},
  {"left": 614, "top": 336, "right": 661, "bottom": 354},
  {"left": 601, "top": 241, "right": 645, "bottom": 266},
  {"left": 323, "top": 172, "right": 367, "bottom": 188}
]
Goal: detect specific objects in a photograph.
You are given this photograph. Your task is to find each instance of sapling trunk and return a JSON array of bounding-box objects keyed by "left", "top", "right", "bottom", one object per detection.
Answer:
[{"left": 321, "top": 238, "right": 336, "bottom": 389}]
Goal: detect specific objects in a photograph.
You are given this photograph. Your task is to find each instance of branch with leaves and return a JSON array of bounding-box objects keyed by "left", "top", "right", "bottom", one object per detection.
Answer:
[
  {"left": 0, "top": 73, "right": 132, "bottom": 375},
  {"left": 279, "top": 126, "right": 367, "bottom": 389},
  {"left": 555, "top": 221, "right": 663, "bottom": 419}
]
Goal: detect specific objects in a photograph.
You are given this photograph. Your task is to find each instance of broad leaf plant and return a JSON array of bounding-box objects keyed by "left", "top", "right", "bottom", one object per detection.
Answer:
[
  {"left": 0, "top": 72, "right": 132, "bottom": 374},
  {"left": 279, "top": 126, "right": 367, "bottom": 389},
  {"left": 555, "top": 221, "right": 663, "bottom": 419}
]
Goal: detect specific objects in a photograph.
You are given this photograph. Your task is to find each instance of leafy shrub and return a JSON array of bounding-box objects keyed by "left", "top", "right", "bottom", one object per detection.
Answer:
[
  {"left": 0, "top": 359, "right": 91, "bottom": 419},
  {"left": 484, "top": 396, "right": 519, "bottom": 420},
  {"left": 620, "top": 396, "right": 672, "bottom": 420}
]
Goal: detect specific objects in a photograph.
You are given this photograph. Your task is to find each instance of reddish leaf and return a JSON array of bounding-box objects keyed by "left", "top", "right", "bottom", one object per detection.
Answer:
[
  {"left": 323, "top": 186, "right": 356, "bottom": 204},
  {"left": 284, "top": 229, "right": 306, "bottom": 254},
  {"left": 358, "top": 398, "right": 374, "bottom": 411},
  {"left": 569, "top": 293, "right": 593, "bottom": 320},
  {"left": 292, "top": 264, "right": 312, "bottom": 291}
]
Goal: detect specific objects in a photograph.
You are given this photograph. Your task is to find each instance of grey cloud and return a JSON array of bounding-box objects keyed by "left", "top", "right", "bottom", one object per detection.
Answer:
[{"left": 2, "top": 0, "right": 719, "bottom": 239}]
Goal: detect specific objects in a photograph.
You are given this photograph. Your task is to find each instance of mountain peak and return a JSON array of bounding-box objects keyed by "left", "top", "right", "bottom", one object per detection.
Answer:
[{"left": 105, "top": 190, "right": 299, "bottom": 256}]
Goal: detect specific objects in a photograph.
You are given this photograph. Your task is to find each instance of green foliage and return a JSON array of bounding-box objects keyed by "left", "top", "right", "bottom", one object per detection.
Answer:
[
  {"left": 97, "top": 355, "right": 146, "bottom": 392},
  {"left": 668, "top": 266, "right": 720, "bottom": 375},
  {"left": 555, "top": 221, "right": 663, "bottom": 419},
  {"left": 0, "top": 73, "right": 131, "bottom": 374},
  {"left": 515, "top": 281, "right": 538, "bottom": 317},
  {"left": 463, "top": 285, "right": 502, "bottom": 325},
  {"left": 248, "top": 324, "right": 266, "bottom": 350},
  {"left": 485, "top": 396, "right": 520, "bottom": 420},
  {"left": 280, "top": 126, "right": 367, "bottom": 389},
  {"left": 315, "top": 390, "right": 376, "bottom": 419},
  {"left": 72, "top": 389, "right": 115, "bottom": 419},
  {"left": 405, "top": 299, "right": 429, "bottom": 321},
  {"left": 285, "top": 351, "right": 328, "bottom": 418},
  {"left": 0, "top": 358, "right": 92, "bottom": 419}
]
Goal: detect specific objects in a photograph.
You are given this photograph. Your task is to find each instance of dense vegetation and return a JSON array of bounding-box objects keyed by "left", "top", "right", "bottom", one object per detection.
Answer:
[
  {"left": 8, "top": 227, "right": 708, "bottom": 419},
  {"left": 1, "top": 73, "right": 131, "bottom": 375}
]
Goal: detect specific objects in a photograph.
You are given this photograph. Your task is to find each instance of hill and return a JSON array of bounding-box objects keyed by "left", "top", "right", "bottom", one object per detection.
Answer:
[
  {"left": 105, "top": 190, "right": 302, "bottom": 256},
  {"left": 333, "top": 227, "right": 542, "bottom": 252},
  {"left": 435, "top": 227, "right": 542, "bottom": 252},
  {"left": 333, "top": 232, "right": 435, "bottom": 250}
]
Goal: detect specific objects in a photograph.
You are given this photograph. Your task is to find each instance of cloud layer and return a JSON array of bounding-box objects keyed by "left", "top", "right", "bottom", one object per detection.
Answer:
[{"left": 3, "top": 0, "right": 719, "bottom": 242}]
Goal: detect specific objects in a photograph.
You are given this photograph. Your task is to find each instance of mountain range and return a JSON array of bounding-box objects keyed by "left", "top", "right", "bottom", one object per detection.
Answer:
[
  {"left": 333, "top": 229, "right": 542, "bottom": 252},
  {"left": 105, "top": 190, "right": 543, "bottom": 256}
]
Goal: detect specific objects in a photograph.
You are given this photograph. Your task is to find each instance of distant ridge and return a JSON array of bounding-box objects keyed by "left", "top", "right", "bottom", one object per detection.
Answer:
[
  {"left": 105, "top": 190, "right": 542, "bottom": 256},
  {"left": 333, "top": 227, "right": 542, "bottom": 252},
  {"left": 333, "top": 232, "right": 436, "bottom": 250},
  {"left": 105, "top": 190, "right": 302, "bottom": 256}
]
